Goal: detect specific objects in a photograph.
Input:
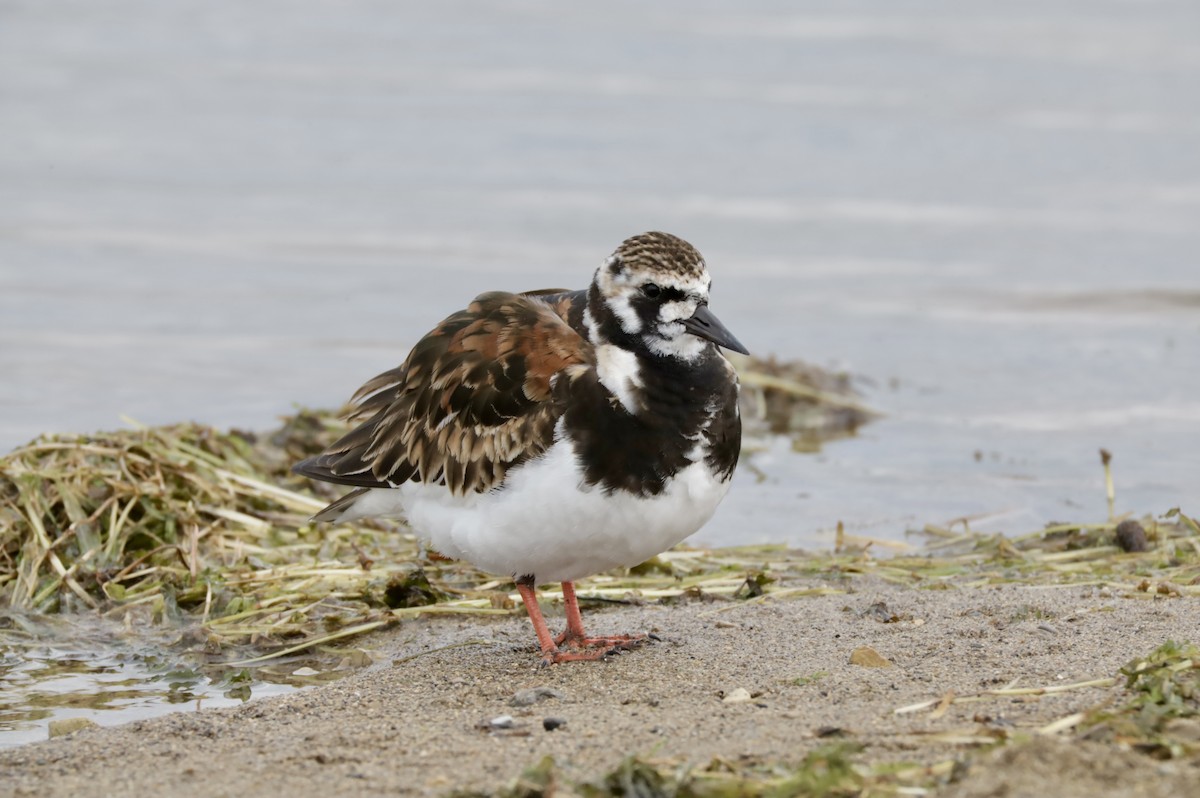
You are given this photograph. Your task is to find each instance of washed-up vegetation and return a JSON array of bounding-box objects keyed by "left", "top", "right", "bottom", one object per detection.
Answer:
[
  {"left": 1080, "top": 640, "right": 1200, "bottom": 759},
  {"left": 0, "top": 413, "right": 479, "bottom": 667},
  {"left": 730, "top": 353, "right": 876, "bottom": 450}
]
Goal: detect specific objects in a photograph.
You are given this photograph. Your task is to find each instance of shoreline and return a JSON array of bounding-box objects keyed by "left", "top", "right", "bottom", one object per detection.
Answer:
[{"left": 3, "top": 571, "right": 1199, "bottom": 797}]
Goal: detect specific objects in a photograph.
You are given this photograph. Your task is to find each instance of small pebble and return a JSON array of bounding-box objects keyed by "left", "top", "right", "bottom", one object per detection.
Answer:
[
  {"left": 849, "top": 646, "right": 893, "bottom": 668},
  {"left": 510, "top": 686, "right": 565, "bottom": 707},
  {"left": 863, "top": 601, "right": 898, "bottom": 623},
  {"left": 722, "top": 687, "right": 753, "bottom": 704},
  {"left": 486, "top": 714, "right": 515, "bottom": 729},
  {"left": 542, "top": 717, "right": 567, "bottom": 732},
  {"left": 815, "top": 725, "right": 847, "bottom": 738}
]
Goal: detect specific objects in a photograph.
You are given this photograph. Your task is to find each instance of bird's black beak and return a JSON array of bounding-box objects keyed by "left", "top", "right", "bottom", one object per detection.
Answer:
[{"left": 681, "top": 304, "right": 749, "bottom": 355}]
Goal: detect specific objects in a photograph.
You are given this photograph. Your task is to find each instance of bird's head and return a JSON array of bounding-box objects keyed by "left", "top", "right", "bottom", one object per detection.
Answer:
[{"left": 588, "top": 231, "right": 748, "bottom": 361}]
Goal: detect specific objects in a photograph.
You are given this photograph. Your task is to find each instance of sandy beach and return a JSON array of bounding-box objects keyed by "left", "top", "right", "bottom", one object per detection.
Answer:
[{"left": 3, "top": 571, "right": 1198, "bottom": 797}]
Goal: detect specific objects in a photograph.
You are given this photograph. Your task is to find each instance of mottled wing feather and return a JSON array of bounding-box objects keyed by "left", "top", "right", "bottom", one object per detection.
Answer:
[{"left": 293, "top": 291, "right": 593, "bottom": 495}]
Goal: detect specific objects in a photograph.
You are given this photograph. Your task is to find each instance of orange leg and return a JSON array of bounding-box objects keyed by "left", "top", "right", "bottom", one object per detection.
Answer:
[
  {"left": 515, "top": 580, "right": 646, "bottom": 665},
  {"left": 515, "top": 582, "right": 558, "bottom": 656},
  {"left": 554, "top": 581, "right": 647, "bottom": 651},
  {"left": 559, "top": 580, "right": 588, "bottom": 641}
]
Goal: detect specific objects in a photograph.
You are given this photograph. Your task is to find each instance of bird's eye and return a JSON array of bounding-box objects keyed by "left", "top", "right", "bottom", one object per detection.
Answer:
[{"left": 640, "top": 283, "right": 662, "bottom": 299}]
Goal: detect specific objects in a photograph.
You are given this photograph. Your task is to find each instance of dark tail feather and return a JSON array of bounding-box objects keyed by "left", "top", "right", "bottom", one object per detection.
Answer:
[
  {"left": 311, "top": 487, "right": 370, "bottom": 523},
  {"left": 292, "top": 454, "right": 391, "bottom": 488}
]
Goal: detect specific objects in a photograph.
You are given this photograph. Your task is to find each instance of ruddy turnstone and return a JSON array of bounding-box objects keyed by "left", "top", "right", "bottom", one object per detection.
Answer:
[{"left": 294, "top": 231, "right": 746, "bottom": 664}]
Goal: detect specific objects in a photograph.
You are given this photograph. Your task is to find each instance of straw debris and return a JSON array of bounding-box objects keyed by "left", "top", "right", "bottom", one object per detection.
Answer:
[
  {"left": 732, "top": 354, "right": 877, "bottom": 450},
  {"left": 0, "top": 413, "right": 439, "bottom": 657}
]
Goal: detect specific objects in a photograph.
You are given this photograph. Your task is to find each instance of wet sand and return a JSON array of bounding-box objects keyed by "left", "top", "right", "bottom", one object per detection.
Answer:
[{"left": 2, "top": 576, "right": 1197, "bottom": 796}]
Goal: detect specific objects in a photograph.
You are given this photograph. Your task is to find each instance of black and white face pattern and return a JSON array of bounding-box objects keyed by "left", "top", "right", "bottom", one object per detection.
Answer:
[{"left": 592, "top": 232, "right": 713, "bottom": 362}]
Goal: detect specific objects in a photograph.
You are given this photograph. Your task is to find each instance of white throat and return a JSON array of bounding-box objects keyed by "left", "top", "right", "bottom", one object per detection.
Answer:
[{"left": 647, "top": 330, "right": 708, "bottom": 362}]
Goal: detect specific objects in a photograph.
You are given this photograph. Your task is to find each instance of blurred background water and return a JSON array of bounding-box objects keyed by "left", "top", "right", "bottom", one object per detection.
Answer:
[{"left": 2, "top": 0, "right": 1198, "bottom": 549}]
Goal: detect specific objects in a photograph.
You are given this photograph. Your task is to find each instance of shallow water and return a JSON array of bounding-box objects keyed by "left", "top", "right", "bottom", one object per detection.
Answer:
[
  {"left": 1, "top": 0, "right": 1199, "bottom": 745},
  {"left": 0, "top": 613, "right": 303, "bottom": 749}
]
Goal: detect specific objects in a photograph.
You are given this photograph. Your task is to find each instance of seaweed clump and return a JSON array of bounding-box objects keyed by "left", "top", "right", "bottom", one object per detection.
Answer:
[
  {"left": 732, "top": 354, "right": 877, "bottom": 450},
  {"left": 1078, "top": 640, "right": 1200, "bottom": 759},
  {"left": 0, "top": 411, "right": 469, "bottom": 666}
]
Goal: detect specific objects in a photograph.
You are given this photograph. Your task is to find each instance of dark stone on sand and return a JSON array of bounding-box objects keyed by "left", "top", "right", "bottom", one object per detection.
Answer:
[
  {"left": 542, "top": 717, "right": 567, "bottom": 732},
  {"left": 1115, "top": 520, "right": 1148, "bottom": 552}
]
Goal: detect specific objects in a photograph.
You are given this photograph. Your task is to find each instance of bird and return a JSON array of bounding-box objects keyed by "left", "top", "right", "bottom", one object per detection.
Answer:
[{"left": 293, "top": 231, "right": 747, "bottom": 665}]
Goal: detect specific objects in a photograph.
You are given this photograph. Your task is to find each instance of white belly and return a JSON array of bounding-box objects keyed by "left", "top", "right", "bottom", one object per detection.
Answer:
[{"left": 344, "top": 435, "right": 732, "bottom": 583}]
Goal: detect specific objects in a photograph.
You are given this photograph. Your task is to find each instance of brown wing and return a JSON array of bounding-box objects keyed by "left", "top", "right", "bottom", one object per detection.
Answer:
[{"left": 292, "top": 291, "right": 593, "bottom": 495}]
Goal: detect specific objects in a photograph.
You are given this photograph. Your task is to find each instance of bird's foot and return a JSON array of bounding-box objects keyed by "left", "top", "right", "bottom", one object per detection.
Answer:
[
  {"left": 538, "top": 632, "right": 651, "bottom": 666},
  {"left": 554, "top": 630, "right": 648, "bottom": 650}
]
